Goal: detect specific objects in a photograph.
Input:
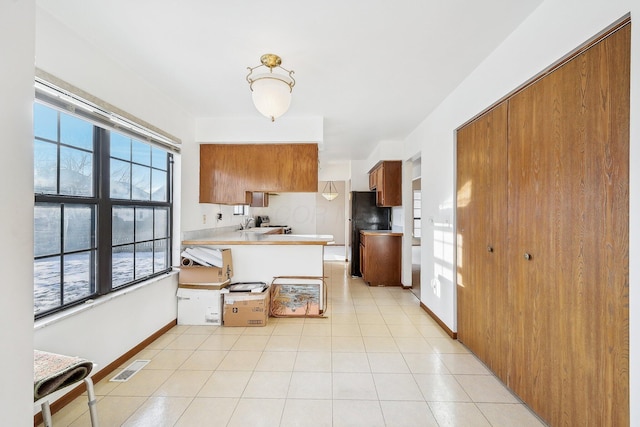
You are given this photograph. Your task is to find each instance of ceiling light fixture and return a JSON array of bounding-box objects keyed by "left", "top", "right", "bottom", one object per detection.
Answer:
[
  {"left": 246, "top": 54, "right": 295, "bottom": 122},
  {"left": 321, "top": 181, "right": 339, "bottom": 201}
]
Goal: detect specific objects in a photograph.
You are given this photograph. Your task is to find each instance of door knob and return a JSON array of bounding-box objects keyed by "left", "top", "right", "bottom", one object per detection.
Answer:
[
  {"left": 523, "top": 253, "right": 532, "bottom": 261},
  {"left": 487, "top": 246, "right": 494, "bottom": 253}
]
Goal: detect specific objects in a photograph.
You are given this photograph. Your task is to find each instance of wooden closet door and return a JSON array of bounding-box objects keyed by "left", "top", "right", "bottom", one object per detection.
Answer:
[
  {"left": 507, "top": 25, "right": 629, "bottom": 426},
  {"left": 456, "top": 102, "right": 508, "bottom": 378}
]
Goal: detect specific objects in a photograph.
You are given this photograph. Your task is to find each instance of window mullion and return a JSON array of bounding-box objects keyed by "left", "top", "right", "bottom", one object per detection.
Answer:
[
  {"left": 59, "top": 204, "right": 65, "bottom": 307},
  {"left": 96, "top": 128, "right": 112, "bottom": 295}
]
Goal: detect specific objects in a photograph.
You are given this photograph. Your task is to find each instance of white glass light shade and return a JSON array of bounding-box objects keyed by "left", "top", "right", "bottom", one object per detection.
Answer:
[
  {"left": 321, "top": 181, "right": 339, "bottom": 201},
  {"left": 250, "top": 73, "right": 293, "bottom": 121}
]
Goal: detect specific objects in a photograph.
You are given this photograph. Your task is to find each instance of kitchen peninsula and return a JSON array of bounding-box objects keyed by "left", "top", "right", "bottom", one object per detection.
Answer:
[{"left": 182, "top": 227, "right": 333, "bottom": 284}]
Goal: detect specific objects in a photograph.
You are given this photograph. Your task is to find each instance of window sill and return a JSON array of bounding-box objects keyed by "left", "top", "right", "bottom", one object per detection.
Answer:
[{"left": 34, "top": 269, "right": 178, "bottom": 331}]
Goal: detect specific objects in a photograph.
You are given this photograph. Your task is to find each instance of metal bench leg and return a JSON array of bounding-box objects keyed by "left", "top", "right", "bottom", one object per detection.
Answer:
[
  {"left": 84, "top": 377, "right": 99, "bottom": 427},
  {"left": 41, "top": 400, "right": 53, "bottom": 427}
]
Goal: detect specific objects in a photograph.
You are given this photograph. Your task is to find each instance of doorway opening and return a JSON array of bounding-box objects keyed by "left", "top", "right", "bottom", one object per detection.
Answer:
[{"left": 411, "top": 176, "right": 421, "bottom": 298}]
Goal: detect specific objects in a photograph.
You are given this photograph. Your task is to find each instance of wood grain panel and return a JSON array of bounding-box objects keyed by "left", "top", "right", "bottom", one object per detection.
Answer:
[
  {"left": 360, "top": 232, "right": 402, "bottom": 286},
  {"left": 200, "top": 143, "right": 318, "bottom": 204},
  {"left": 368, "top": 161, "right": 402, "bottom": 206},
  {"left": 507, "top": 77, "right": 557, "bottom": 423},
  {"left": 246, "top": 191, "right": 269, "bottom": 207},
  {"left": 456, "top": 101, "right": 508, "bottom": 378},
  {"left": 507, "top": 24, "right": 629, "bottom": 426}
]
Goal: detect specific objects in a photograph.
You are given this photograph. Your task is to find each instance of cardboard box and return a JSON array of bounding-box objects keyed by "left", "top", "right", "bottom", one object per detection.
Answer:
[
  {"left": 176, "top": 280, "right": 229, "bottom": 325},
  {"left": 222, "top": 287, "right": 269, "bottom": 327},
  {"left": 179, "top": 248, "right": 233, "bottom": 284},
  {"left": 270, "top": 276, "right": 326, "bottom": 317}
]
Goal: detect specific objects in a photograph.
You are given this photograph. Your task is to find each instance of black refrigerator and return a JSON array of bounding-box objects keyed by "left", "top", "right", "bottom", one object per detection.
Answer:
[{"left": 349, "top": 191, "right": 392, "bottom": 276}]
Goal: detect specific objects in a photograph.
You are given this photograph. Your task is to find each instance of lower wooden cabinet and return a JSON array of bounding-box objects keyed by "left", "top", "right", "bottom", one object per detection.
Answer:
[{"left": 359, "top": 231, "right": 402, "bottom": 286}]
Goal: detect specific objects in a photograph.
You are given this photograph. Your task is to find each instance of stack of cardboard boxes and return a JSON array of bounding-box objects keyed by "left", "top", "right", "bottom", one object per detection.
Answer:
[
  {"left": 177, "top": 248, "right": 269, "bottom": 327},
  {"left": 221, "top": 283, "right": 269, "bottom": 327}
]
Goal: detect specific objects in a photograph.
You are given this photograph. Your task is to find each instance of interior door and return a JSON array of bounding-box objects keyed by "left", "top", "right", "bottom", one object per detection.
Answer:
[
  {"left": 456, "top": 102, "right": 508, "bottom": 377},
  {"left": 506, "top": 25, "right": 630, "bottom": 426}
]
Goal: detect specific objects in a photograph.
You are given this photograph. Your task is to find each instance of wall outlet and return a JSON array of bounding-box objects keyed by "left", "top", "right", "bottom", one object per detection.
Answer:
[{"left": 431, "top": 277, "right": 440, "bottom": 297}]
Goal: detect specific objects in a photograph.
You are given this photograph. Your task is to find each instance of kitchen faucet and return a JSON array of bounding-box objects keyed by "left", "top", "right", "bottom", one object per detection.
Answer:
[{"left": 240, "top": 217, "right": 255, "bottom": 230}]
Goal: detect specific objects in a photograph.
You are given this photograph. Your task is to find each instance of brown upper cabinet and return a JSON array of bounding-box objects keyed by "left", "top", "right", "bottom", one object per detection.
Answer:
[
  {"left": 246, "top": 191, "right": 269, "bottom": 207},
  {"left": 368, "top": 160, "right": 402, "bottom": 206},
  {"left": 200, "top": 143, "right": 318, "bottom": 204}
]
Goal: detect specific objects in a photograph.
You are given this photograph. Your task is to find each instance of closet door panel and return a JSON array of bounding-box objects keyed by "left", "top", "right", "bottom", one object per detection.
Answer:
[
  {"left": 456, "top": 102, "right": 508, "bottom": 378},
  {"left": 507, "top": 72, "right": 561, "bottom": 425},
  {"left": 507, "top": 25, "right": 629, "bottom": 426},
  {"left": 456, "top": 122, "right": 477, "bottom": 354}
]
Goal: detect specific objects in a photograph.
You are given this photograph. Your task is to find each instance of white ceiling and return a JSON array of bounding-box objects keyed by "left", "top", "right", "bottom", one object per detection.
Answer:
[{"left": 37, "top": 0, "right": 543, "bottom": 164}]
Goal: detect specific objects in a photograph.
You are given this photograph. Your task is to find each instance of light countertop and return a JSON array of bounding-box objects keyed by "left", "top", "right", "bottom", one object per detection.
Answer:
[
  {"left": 182, "top": 228, "right": 334, "bottom": 246},
  {"left": 360, "top": 230, "right": 404, "bottom": 237}
]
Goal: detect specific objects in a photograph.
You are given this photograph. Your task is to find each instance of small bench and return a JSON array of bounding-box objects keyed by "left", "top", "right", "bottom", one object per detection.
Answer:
[{"left": 34, "top": 350, "right": 98, "bottom": 427}]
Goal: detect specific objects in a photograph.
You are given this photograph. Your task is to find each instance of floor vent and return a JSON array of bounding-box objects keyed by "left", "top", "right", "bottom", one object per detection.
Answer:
[{"left": 109, "top": 359, "right": 150, "bottom": 382}]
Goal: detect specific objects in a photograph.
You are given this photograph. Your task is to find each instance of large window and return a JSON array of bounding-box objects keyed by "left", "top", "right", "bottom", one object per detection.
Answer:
[{"left": 33, "top": 101, "right": 173, "bottom": 318}]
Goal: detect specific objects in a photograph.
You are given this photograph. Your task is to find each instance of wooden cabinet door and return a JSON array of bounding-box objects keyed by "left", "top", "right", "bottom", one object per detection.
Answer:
[
  {"left": 200, "top": 143, "right": 318, "bottom": 204},
  {"left": 359, "top": 242, "right": 366, "bottom": 278},
  {"left": 368, "top": 161, "right": 402, "bottom": 206},
  {"left": 247, "top": 191, "right": 269, "bottom": 207},
  {"left": 359, "top": 232, "right": 367, "bottom": 278},
  {"left": 506, "top": 25, "right": 629, "bottom": 426},
  {"left": 368, "top": 167, "right": 378, "bottom": 190},
  {"left": 359, "top": 234, "right": 401, "bottom": 286},
  {"left": 379, "top": 161, "right": 402, "bottom": 206},
  {"left": 456, "top": 101, "right": 508, "bottom": 379}
]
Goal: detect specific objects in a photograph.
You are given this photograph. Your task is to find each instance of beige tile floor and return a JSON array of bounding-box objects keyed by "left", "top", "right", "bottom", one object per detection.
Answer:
[{"left": 43, "top": 261, "right": 546, "bottom": 426}]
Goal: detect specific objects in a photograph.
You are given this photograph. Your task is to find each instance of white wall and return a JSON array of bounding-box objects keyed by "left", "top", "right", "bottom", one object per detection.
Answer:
[
  {"left": 317, "top": 181, "right": 346, "bottom": 244},
  {"left": 317, "top": 162, "right": 351, "bottom": 249},
  {"left": 319, "top": 160, "right": 350, "bottom": 182},
  {"left": 30, "top": 5, "right": 195, "bottom": 415},
  {"left": 36, "top": 10, "right": 192, "bottom": 141},
  {"left": 350, "top": 160, "right": 371, "bottom": 191},
  {"left": 0, "top": 1, "right": 36, "bottom": 424},
  {"left": 195, "top": 117, "right": 324, "bottom": 145},
  {"left": 33, "top": 275, "right": 177, "bottom": 405},
  {"left": 404, "top": 0, "right": 637, "bottom": 423},
  {"left": 367, "top": 140, "right": 404, "bottom": 164},
  {"left": 265, "top": 193, "right": 317, "bottom": 234}
]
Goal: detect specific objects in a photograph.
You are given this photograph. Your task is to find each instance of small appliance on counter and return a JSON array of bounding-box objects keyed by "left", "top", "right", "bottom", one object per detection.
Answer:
[{"left": 255, "top": 215, "right": 292, "bottom": 234}]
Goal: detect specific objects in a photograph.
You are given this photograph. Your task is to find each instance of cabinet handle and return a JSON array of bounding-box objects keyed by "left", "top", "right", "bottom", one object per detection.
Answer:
[
  {"left": 487, "top": 245, "right": 494, "bottom": 253},
  {"left": 523, "top": 253, "right": 532, "bottom": 261}
]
